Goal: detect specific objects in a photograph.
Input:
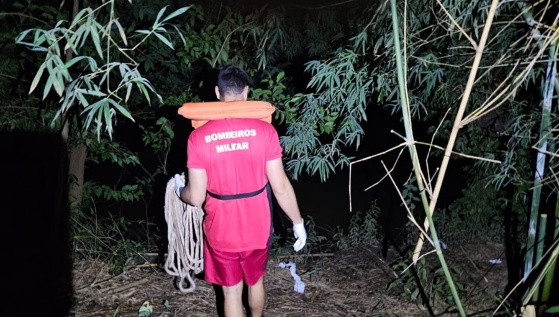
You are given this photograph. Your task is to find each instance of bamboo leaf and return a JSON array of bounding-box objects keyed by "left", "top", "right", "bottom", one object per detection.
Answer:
[
  {"left": 161, "top": 6, "right": 190, "bottom": 23},
  {"left": 154, "top": 6, "right": 168, "bottom": 25},
  {"left": 140, "top": 85, "right": 151, "bottom": 103},
  {"left": 112, "top": 20, "right": 128, "bottom": 46},
  {"left": 84, "top": 89, "right": 107, "bottom": 97},
  {"left": 170, "top": 24, "right": 186, "bottom": 46},
  {"left": 96, "top": 102, "right": 104, "bottom": 138},
  {"left": 15, "top": 28, "right": 35, "bottom": 45},
  {"left": 29, "top": 63, "right": 47, "bottom": 94},
  {"left": 53, "top": 73, "right": 65, "bottom": 96},
  {"left": 43, "top": 74, "right": 54, "bottom": 100},
  {"left": 90, "top": 23, "right": 104, "bottom": 59},
  {"left": 77, "top": 90, "right": 89, "bottom": 107},
  {"left": 79, "top": 25, "right": 91, "bottom": 48},
  {"left": 125, "top": 81, "right": 133, "bottom": 102},
  {"left": 153, "top": 32, "right": 174, "bottom": 49},
  {"left": 103, "top": 102, "right": 114, "bottom": 138},
  {"left": 108, "top": 99, "right": 135, "bottom": 122},
  {"left": 65, "top": 56, "right": 95, "bottom": 70},
  {"left": 72, "top": 7, "right": 91, "bottom": 27},
  {"left": 118, "top": 63, "right": 131, "bottom": 78},
  {"left": 82, "top": 99, "right": 105, "bottom": 131}
]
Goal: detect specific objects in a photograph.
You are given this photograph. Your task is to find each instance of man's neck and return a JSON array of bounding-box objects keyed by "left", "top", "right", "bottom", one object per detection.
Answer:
[{"left": 221, "top": 92, "right": 246, "bottom": 102}]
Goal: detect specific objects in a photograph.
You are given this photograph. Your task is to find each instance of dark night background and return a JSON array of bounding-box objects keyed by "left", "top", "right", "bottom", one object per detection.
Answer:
[{"left": 1, "top": 0, "right": 558, "bottom": 315}]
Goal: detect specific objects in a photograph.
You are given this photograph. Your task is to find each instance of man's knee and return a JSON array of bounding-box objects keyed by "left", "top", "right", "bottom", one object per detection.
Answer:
[
  {"left": 248, "top": 276, "right": 264, "bottom": 289},
  {"left": 223, "top": 281, "right": 243, "bottom": 298}
]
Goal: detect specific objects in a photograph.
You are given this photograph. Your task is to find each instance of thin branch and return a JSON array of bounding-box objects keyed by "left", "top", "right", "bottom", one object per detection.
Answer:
[
  {"left": 0, "top": 12, "right": 50, "bottom": 26},
  {"left": 381, "top": 160, "right": 434, "bottom": 248},
  {"left": 293, "top": 0, "right": 361, "bottom": 10},
  {"left": 363, "top": 146, "right": 407, "bottom": 192},
  {"left": 434, "top": 0, "right": 477, "bottom": 49}
]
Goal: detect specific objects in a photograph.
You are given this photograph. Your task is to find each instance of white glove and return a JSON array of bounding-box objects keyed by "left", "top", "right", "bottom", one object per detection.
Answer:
[
  {"left": 293, "top": 221, "right": 307, "bottom": 252},
  {"left": 174, "top": 174, "right": 185, "bottom": 197}
]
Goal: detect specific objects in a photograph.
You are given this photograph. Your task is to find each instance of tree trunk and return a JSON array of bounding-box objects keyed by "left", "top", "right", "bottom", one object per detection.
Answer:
[
  {"left": 68, "top": 144, "right": 87, "bottom": 208},
  {"left": 65, "top": 0, "right": 86, "bottom": 209}
]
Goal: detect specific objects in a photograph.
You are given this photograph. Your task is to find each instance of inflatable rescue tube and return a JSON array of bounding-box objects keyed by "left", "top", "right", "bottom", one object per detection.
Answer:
[{"left": 178, "top": 100, "right": 275, "bottom": 129}]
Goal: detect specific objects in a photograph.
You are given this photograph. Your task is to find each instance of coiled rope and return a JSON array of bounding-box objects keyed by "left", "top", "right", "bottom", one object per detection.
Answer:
[{"left": 164, "top": 174, "right": 204, "bottom": 293}]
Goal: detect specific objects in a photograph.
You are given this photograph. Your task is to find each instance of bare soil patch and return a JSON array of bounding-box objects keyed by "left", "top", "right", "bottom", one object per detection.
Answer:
[{"left": 70, "top": 241, "right": 507, "bottom": 316}]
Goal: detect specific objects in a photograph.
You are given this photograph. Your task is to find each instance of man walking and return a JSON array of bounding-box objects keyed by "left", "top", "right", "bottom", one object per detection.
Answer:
[{"left": 176, "top": 65, "right": 306, "bottom": 317}]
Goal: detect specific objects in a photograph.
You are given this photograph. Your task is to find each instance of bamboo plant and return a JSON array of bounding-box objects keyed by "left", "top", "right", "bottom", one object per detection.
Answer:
[
  {"left": 524, "top": 42, "right": 556, "bottom": 281},
  {"left": 388, "top": 0, "right": 501, "bottom": 315}
]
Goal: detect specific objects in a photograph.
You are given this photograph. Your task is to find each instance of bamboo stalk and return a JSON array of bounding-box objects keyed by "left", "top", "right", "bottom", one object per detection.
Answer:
[
  {"left": 517, "top": 2, "right": 559, "bottom": 96},
  {"left": 524, "top": 42, "right": 556, "bottom": 280},
  {"left": 412, "top": 0, "right": 500, "bottom": 263},
  {"left": 540, "top": 193, "right": 559, "bottom": 303},
  {"left": 532, "top": 214, "right": 547, "bottom": 302},
  {"left": 389, "top": 1, "right": 465, "bottom": 315},
  {"left": 522, "top": 239, "right": 559, "bottom": 306}
]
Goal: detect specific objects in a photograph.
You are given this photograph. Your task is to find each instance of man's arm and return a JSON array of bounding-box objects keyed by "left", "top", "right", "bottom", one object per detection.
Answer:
[
  {"left": 179, "top": 168, "right": 207, "bottom": 206},
  {"left": 267, "top": 157, "right": 306, "bottom": 251},
  {"left": 266, "top": 158, "right": 302, "bottom": 224}
]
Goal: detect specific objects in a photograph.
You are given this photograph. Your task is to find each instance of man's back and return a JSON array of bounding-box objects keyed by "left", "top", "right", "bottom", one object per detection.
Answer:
[{"left": 187, "top": 118, "right": 282, "bottom": 252}]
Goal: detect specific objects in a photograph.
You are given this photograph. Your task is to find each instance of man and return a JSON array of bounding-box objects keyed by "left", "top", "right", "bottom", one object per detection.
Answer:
[{"left": 175, "top": 65, "right": 306, "bottom": 317}]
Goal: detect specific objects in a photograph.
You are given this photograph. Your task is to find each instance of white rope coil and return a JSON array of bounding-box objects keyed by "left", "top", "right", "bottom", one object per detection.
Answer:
[{"left": 164, "top": 174, "right": 204, "bottom": 293}]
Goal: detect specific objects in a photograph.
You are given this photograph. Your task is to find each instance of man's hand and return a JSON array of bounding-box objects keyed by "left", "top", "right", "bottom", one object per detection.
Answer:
[
  {"left": 293, "top": 221, "right": 307, "bottom": 252},
  {"left": 174, "top": 174, "right": 185, "bottom": 198}
]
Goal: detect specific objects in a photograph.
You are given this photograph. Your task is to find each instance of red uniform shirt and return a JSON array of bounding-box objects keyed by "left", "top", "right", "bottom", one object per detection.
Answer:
[{"left": 187, "top": 118, "right": 282, "bottom": 252}]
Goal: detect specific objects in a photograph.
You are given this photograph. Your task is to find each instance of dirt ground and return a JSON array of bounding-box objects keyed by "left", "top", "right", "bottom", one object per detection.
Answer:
[{"left": 70, "top": 241, "right": 508, "bottom": 316}]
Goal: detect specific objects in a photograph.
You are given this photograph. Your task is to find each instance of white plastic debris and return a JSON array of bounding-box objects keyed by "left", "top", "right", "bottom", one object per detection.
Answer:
[
  {"left": 279, "top": 261, "right": 305, "bottom": 294},
  {"left": 489, "top": 258, "right": 502, "bottom": 264}
]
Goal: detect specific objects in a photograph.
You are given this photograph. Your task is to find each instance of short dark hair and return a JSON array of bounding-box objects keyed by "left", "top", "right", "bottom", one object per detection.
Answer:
[{"left": 217, "top": 65, "right": 252, "bottom": 96}]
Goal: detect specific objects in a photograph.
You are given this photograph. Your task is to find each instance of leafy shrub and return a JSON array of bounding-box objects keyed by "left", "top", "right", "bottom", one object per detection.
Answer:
[
  {"left": 333, "top": 201, "right": 382, "bottom": 250},
  {"left": 388, "top": 257, "right": 465, "bottom": 308},
  {"left": 70, "top": 206, "right": 156, "bottom": 275},
  {"left": 270, "top": 215, "right": 329, "bottom": 258},
  {"left": 436, "top": 178, "right": 505, "bottom": 243}
]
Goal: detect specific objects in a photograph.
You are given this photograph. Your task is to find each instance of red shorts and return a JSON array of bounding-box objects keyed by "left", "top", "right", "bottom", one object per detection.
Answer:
[{"left": 203, "top": 242, "right": 268, "bottom": 286}]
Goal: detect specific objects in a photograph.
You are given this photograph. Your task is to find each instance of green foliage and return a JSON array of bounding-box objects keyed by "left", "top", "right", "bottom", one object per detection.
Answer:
[
  {"left": 334, "top": 202, "right": 381, "bottom": 250},
  {"left": 71, "top": 207, "right": 152, "bottom": 275},
  {"left": 270, "top": 215, "right": 329, "bottom": 258},
  {"left": 388, "top": 257, "right": 465, "bottom": 308},
  {"left": 251, "top": 71, "right": 289, "bottom": 107},
  {"left": 436, "top": 178, "right": 506, "bottom": 243},
  {"left": 280, "top": 49, "right": 374, "bottom": 181},
  {"left": 86, "top": 137, "right": 140, "bottom": 166},
  {"left": 140, "top": 117, "right": 175, "bottom": 175},
  {"left": 302, "top": 216, "right": 328, "bottom": 250},
  {"left": 83, "top": 179, "right": 148, "bottom": 203},
  {"left": 0, "top": 2, "right": 62, "bottom": 133},
  {"left": 402, "top": 175, "right": 420, "bottom": 212},
  {"left": 15, "top": 2, "right": 190, "bottom": 139},
  {"left": 268, "top": 233, "right": 291, "bottom": 259}
]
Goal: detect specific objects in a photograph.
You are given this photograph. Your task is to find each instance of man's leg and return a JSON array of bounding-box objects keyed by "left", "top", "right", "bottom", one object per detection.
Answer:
[
  {"left": 223, "top": 280, "right": 244, "bottom": 317},
  {"left": 247, "top": 276, "right": 265, "bottom": 317}
]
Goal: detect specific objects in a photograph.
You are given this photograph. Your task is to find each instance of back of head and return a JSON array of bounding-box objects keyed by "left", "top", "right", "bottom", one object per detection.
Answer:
[{"left": 217, "top": 65, "right": 252, "bottom": 98}]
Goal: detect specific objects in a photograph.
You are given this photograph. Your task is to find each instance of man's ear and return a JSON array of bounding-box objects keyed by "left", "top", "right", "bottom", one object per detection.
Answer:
[
  {"left": 242, "top": 86, "right": 249, "bottom": 100},
  {"left": 215, "top": 86, "right": 221, "bottom": 100}
]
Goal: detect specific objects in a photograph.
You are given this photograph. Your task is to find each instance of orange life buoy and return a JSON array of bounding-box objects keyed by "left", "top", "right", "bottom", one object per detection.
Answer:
[{"left": 178, "top": 101, "right": 276, "bottom": 129}]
